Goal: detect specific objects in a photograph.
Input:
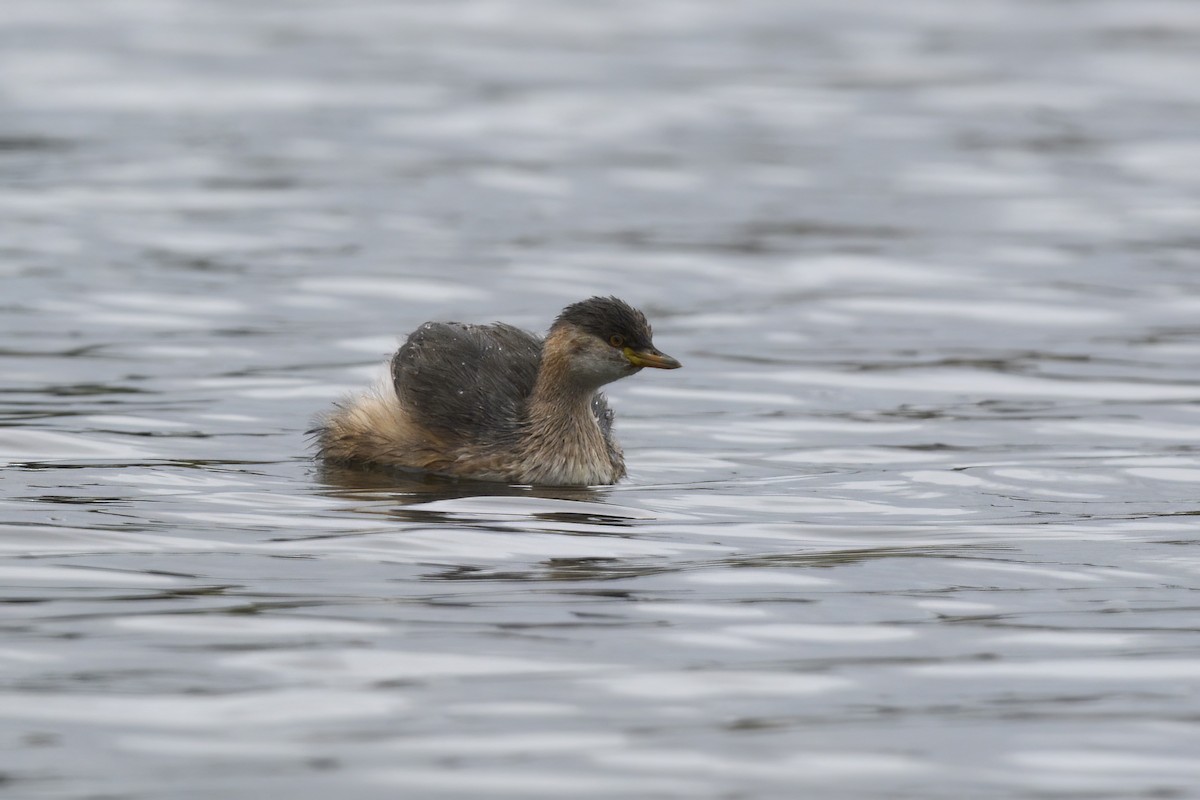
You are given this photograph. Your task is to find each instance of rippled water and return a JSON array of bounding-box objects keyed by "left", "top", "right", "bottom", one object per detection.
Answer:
[{"left": 4, "top": 1, "right": 1200, "bottom": 798}]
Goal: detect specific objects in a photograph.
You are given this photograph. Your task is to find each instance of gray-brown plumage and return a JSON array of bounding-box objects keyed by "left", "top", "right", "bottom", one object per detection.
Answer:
[{"left": 313, "top": 296, "right": 681, "bottom": 485}]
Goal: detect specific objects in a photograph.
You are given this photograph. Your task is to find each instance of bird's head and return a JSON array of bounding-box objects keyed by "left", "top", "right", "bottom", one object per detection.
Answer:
[{"left": 546, "top": 296, "right": 681, "bottom": 389}]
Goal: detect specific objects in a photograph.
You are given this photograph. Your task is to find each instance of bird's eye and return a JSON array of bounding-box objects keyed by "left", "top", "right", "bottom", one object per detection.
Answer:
[{"left": 609, "top": 334, "right": 625, "bottom": 348}]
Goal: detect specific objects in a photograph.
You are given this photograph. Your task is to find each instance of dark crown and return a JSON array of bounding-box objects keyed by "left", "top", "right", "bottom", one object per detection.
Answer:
[{"left": 552, "top": 296, "right": 653, "bottom": 348}]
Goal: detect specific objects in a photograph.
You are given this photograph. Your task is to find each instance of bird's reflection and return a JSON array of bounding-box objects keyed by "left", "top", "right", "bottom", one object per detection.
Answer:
[
  {"left": 314, "top": 462, "right": 623, "bottom": 528},
  {"left": 316, "top": 462, "right": 604, "bottom": 502}
]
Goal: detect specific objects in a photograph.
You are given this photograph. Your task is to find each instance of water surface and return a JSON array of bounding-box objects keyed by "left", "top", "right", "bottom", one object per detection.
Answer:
[{"left": 4, "top": 1, "right": 1200, "bottom": 798}]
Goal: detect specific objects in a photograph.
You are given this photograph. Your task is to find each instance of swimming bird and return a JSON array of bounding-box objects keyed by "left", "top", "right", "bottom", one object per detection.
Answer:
[{"left": 313, "top": 296, "right": 681, "bottom": 485}]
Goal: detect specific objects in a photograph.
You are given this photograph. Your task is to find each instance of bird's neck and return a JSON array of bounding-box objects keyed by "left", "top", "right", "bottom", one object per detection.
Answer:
[
  {"left": 527, "top": 342, "right": 602, "bottom": 432},
  {"left": 518, "top": 340, "right": 614, "bottom": 485}
]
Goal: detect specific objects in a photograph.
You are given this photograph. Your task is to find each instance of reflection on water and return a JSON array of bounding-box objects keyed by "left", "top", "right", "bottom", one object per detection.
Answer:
[
  {"left": 4, "top": 0, "right": 1200, "bottom": 797},
  {"left": 316, "top": 462, "right": 608, "bottom": 504}
]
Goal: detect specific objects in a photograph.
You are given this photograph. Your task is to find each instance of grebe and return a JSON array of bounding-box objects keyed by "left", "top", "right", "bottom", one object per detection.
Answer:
[{"left": 313, "top": 296, "right": 681, "bottom": 485}]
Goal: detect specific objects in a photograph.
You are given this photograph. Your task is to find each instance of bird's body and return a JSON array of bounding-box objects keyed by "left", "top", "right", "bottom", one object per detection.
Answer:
[{"left": 313, "top": 297, "right": 680, "bottom": 486}]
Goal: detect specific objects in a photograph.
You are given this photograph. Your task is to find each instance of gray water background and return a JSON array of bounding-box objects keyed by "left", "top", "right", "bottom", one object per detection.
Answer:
[{"left": 4, "top": 1, "right": 1200, "bottom": 797}]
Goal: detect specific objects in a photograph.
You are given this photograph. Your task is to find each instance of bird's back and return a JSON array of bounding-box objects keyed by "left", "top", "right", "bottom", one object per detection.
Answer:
[{"left": 392, "top": 321, "right": 544, "bottom": 445}]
